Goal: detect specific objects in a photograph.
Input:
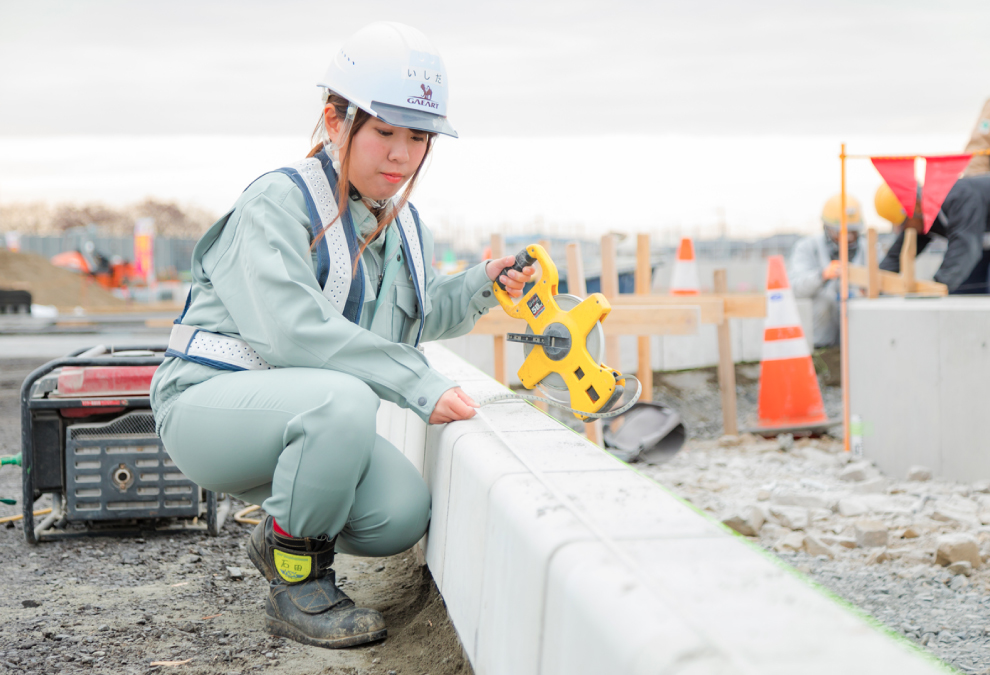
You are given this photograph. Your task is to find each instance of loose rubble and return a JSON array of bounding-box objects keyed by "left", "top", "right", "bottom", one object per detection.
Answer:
[{"left": 642, "top": 434, "right": 990, "bottom": 673}]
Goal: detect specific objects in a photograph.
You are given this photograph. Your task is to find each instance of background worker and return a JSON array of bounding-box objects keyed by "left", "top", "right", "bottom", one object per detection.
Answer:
[
  {"left": 876, "top": 175, "right": 990, "bottom": 293},
  {"left": 150, "top": 22, "right": 535, "bottom": 650},
  {"left": 787, "top": 194, "right": 866, "bottom": 348}
]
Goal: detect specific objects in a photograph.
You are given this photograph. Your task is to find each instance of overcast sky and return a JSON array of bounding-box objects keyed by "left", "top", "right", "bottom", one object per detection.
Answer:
[
  {"left": 2, "top": 0, "right": 989, "bottom": 138},
  {"left": 1, "top": 1, "right": 988, "bottom": 237}
]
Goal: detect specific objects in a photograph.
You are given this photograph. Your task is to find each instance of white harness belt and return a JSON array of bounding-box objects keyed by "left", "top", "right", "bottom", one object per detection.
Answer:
[{"left": 168, "top": 323, "right": 275, "bottom": 371}]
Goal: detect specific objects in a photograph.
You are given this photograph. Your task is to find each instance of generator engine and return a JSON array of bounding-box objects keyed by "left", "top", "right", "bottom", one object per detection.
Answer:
[{"left": 20, "top": 345, "right": 227, "bottom": 543}]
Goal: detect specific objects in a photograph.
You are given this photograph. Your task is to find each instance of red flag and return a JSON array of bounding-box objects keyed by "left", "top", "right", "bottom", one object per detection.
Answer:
[
  {"left": 921, "top": 154, "right": 972, "bottom": 233},
  {"left": 871, "top": 157, "right": 917, "bottom": 222}
]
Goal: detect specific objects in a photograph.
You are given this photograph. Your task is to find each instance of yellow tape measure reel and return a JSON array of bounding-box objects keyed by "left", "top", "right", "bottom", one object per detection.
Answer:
[{"left": 493, "top": 244, "right": 626, "bottom": 419}]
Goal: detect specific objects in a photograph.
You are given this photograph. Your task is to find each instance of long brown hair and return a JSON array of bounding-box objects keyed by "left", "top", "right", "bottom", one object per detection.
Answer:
[{"left": 308, "top": 93, "right": 436, "bottom": 260}]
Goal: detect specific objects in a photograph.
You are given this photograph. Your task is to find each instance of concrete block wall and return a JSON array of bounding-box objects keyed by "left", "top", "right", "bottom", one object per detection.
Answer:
[
  {"left": 440, "top": 299, "right": 813, "bottom": 384},
  {"left": 377, "top": 343, "right": 949, "bottom": 674},
  {"left": 850, "top": 296, "right": 990, "bottom": 482}
]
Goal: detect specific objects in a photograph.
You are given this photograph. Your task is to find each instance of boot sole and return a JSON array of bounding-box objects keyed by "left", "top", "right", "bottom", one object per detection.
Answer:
[
  {"left": 247, "top": 533, "right": 275, "bottom": 582},
  {"left": 265, "top": 616, "right": 387, "bottom": 649}
]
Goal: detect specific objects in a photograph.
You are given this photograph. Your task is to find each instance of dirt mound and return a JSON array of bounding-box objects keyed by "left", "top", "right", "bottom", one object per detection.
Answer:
[
  {"left": 1, "top": 199, "right": 216, "bottom": 238},
  {"left": 0, "top": 248, "right": 125, "bottom": 308}
]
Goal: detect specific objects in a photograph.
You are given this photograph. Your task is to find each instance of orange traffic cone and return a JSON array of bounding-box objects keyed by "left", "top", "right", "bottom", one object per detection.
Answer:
[
  {"left": 755, "top": 256, "right": 830, "bottom": 432},
  {"left": 670, "top": 237, "right": 700, "bottom": 295}
]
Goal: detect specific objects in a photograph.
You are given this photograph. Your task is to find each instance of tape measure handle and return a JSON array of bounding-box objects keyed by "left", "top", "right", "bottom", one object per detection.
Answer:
[
  {"left": 494, "top": 248, "right": 536, "bottom": 291},
  {"left": 493, "top": 248, "right": 536, "bottom": 309}
]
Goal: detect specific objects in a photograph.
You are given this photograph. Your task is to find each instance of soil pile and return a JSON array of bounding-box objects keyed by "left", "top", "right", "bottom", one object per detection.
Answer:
[
  {"left": 1, "top": 199, "right": 215, "bottom": 238},
  {"left": 0, "top": 249, "right": 125, "bottom": 308}
]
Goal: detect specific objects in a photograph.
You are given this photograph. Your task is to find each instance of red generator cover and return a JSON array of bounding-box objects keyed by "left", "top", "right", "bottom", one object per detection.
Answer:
[{"left": 55, "top": 366, "right": 158, "bottom": 398}]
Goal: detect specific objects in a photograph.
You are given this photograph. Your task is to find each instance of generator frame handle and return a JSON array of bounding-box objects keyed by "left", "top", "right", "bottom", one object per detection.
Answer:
[{"left": 21, "top": 347, "right": 166, "bottom": 543}]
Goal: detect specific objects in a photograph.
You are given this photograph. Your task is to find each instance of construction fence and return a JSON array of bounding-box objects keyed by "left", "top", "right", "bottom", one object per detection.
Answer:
[{"left": 12, "top": 235, "right": 198, "bottom": 278}]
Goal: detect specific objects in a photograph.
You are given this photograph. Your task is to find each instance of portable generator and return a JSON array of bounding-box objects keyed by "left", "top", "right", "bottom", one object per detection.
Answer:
[{"left": 20, "top": 345, "right": 228, "bottom": 544}]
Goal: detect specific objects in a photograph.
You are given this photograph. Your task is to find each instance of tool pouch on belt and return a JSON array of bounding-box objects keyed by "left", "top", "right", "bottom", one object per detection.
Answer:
[{"left": 270, "top": 530, "right": 336, "bottom": 585}]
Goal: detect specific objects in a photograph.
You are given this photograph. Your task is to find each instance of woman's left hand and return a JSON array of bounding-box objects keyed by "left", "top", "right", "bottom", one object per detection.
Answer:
[{"left": 486, "top": 256, "right": 537, "bottom": 299}]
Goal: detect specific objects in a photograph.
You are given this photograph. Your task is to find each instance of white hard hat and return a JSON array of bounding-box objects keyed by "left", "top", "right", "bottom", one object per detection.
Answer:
[{"left": 318, "top": 22, "right": 458, "bottom": 138}]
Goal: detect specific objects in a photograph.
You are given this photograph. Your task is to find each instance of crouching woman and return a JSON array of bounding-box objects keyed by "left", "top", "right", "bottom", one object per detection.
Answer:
[{"left": 150, "top": 22, "right": 533, "bottom": 649}]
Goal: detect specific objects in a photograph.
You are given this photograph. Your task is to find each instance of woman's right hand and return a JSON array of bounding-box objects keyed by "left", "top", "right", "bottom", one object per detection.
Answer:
[{"left": 429, "top": 387, "right": 478, "bottom": 424}]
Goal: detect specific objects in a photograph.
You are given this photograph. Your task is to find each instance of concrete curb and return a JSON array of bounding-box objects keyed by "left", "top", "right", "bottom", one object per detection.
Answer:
[{"left": 377, "top": 344, "right": 951, "bottom": 674}]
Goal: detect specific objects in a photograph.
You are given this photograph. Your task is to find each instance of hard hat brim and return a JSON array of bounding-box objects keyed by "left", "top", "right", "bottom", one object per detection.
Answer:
[
  {"left": 824, "top": 223, "right": 864, "bottom": 235},
  {"left": 370, "top": 101, "right": 458, "bottom": 138}
]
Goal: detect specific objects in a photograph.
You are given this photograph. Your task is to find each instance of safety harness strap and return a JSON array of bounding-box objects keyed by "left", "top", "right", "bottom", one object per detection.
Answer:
[
  {"left": 168, "top": 151, "right": 430, "bottom": 373},
  {"left": 165, "top": 324, "right": 274, "bottom": 372}
]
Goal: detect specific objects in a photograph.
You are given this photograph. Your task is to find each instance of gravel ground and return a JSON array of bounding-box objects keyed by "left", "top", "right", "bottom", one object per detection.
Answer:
[
  {"left": 0, "top": 357, "right": 471, "bottom": 675},
  {"left": 640, "top": 433, "right": 990, "bottom": 673}
]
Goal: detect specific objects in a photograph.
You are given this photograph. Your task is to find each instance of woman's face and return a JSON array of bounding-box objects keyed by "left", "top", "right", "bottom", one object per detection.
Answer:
[{"left": 328, "top": 111, "right": 429, "bottom": 201}]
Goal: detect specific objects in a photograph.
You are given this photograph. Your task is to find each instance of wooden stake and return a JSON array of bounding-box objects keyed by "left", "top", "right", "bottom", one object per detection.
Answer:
[
  {"left": 565, "top": 243, "right": 586, "bottom": 296},
  {"left": 866, "top": 227, "right": 880, "bottom": 299},
  {"left": 490, "top": 233, "right": 507, "bottom": 386},
  {"left": 839, "top": 142, "right": 850, "bottom": 453},
  {"left": 635, "top": 234, "right": 653, "bottom": 402},
  {"left": 566, "top": 242, "right": 603, "bottom": 446},
  {"left": 599, "top": 234, "right": 621, "bottom": 370},
  {"left": 714, "top": 269, "right": 738, "bottom": 436},
  {"left": 900, "top": 227, "right": 917, "bottom": 293}
]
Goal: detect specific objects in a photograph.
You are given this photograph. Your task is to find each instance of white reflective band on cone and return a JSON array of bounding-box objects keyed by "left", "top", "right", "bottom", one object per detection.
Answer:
[
  {"left": 765, "top": 288, "right": 802, "bottom": 327},
  {"left": 762, "top": 337, "right": 811, "bottom": 362},
  {"left": 670, "top": 260, "right": 700, "bottom": 292}
]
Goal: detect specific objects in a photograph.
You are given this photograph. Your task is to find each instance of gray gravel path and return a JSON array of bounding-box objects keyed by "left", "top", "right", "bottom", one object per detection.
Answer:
[
  {"left": 789, "top": 553, "right": 989, "bottom": 673},
  {"left": 641, "top": 434, "right": 985, "bottom": 674}
]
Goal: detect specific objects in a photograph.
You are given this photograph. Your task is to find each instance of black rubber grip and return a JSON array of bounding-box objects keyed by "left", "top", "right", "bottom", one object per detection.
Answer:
[{"left": 495, "top": 249, "right": 536, "bottom": 290}]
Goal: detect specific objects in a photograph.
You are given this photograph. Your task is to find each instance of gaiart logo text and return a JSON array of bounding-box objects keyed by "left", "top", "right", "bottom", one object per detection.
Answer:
[{"left": 407, "top": 83, "right": 439, "bottom": 109}]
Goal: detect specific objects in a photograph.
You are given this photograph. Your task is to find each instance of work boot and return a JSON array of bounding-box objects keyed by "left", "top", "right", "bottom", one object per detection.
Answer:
[
  {"left": 247, "top": 515, "right": 387, "bottom": 649},
  {"left": 247, "top": 517, "right": 278, "bottom": 582}
]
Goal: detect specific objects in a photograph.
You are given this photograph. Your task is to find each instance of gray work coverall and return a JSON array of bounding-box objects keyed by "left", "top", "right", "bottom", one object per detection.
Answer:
[
  {"left": 150, "top": 171, "right": 499, "bottom": 556},
  {"left": 788, "top": 232, "right": 865, "bottom": 348}
]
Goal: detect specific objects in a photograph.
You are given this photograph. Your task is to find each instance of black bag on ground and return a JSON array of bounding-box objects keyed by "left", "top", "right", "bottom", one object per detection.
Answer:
[{"left": 602, "top": 402, "right": 686, "bottom": 465}]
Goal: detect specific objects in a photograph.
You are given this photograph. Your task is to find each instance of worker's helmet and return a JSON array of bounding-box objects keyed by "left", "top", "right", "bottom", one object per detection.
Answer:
[
  {"left": 318, "top": 22, "right": 458, "bottom": 139},
  {"left": 821, "top": 194, "right": 863, "bottom": 258},
  {"left": 874, "top": 183, "right": 908, "bottom": 226},
  {"left": 821, "top": 194, "right": 864, "bottom": 235}
]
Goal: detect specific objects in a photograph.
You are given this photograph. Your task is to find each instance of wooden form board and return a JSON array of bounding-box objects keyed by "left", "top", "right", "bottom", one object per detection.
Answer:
[
  {"left": 847, "top": 266, "right": 948, "bottom": 296},
  {"left": 609, "top": 293, "right": 765, "bottom": 321},
  {"left": 849, "top": 227, "right": 948, "bottom": 297}
]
